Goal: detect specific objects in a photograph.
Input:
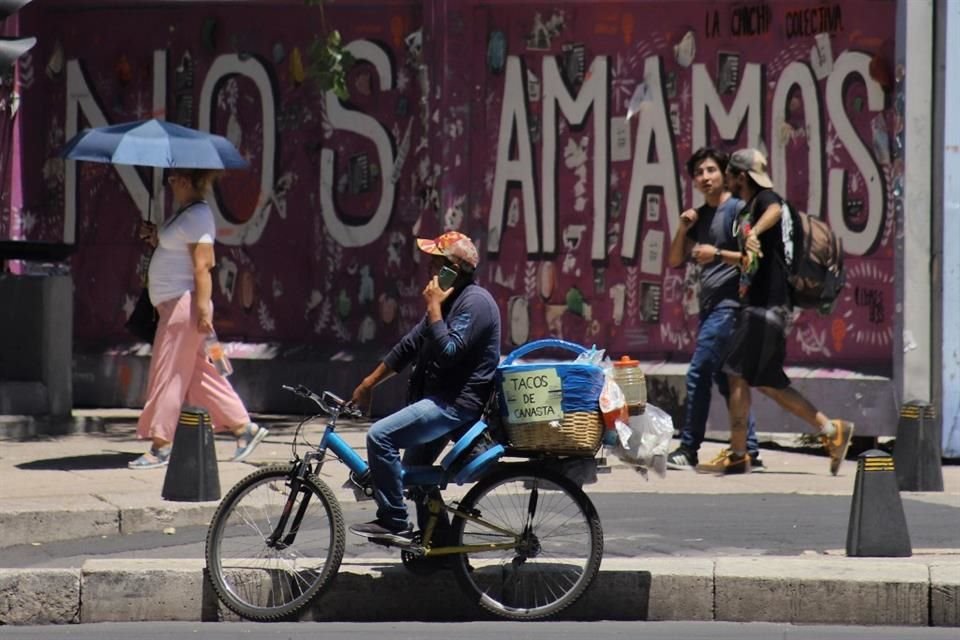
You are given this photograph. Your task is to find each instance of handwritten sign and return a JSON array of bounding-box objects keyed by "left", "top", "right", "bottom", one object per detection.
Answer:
[{"left": 501, "top": 368, "right": 564, "bottom": 424}]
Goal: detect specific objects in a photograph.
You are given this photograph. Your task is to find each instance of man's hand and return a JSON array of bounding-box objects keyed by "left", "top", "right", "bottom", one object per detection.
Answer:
[
  {"left": 692, "top": 243, "right": 719, "bottom": 265},
  {"left": 350, "top": 379, "right": 373, "bottom": 414},
  {"left": 422, "top": 276, "right": 454, "bottom": 317},
  {"left": 744, "top": 229, "right": 762, "bottom": 256},
  {"left": 679, "top": 208, "right": 698, "bottom": 228}
]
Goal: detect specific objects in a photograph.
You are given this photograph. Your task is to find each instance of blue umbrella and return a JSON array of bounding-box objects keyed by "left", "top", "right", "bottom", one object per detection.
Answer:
[{"left": 60, "top": 118, "right": 249, "bottom": 169}]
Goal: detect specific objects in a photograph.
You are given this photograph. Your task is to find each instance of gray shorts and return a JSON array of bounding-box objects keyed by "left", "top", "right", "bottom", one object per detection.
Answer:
[{"left": 722, "top": 306, "right": 791, "bottom": 389}]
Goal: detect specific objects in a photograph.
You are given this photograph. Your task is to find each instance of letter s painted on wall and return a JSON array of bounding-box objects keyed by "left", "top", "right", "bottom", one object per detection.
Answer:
[
  {"left": 825, "top": 51, "right": 886, "bottom": 256},
  {"left": 320, "top": 40, "right": 397, "bottom": 248}
]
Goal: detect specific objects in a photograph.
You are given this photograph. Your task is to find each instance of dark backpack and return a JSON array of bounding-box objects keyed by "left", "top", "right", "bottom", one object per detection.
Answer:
[{"left": 780, "top": 201, "right": 846, "bottom": 314}]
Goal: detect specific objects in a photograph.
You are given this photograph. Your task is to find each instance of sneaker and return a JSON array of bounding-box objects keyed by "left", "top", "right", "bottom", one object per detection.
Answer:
[
  {"left": 349, "top": 519, "right": 414, "bottom": 545},
  {"left": 695, "top": 449, "right": 751, "bottom": 475},
  {"left": 666, "top": 447, "right": 698, "bottom": 470},
  {"left": 128, "top": 446, "right": 171, "bottom": 470},
  {"left": 232, "top": 423, "right": 269, "bottom": 462},
  {"left": 821, "top": 420, "right": 855, "bottom": 476},
  {"left": 749, "top": 452, "right": 765, "bottom": 471}
]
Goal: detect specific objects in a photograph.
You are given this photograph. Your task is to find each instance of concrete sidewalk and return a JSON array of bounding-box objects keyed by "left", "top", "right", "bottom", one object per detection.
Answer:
[{"left": 0, "top": 410, "right": 958, "bottom": 626}]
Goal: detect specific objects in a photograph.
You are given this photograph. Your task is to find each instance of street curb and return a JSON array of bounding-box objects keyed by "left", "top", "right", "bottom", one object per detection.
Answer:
[
  {"left": 0, "top": 498, "right": 223, "bottom": 548},
  {"left": 0, "top": 557, "right": 957, "bottom": 626}
]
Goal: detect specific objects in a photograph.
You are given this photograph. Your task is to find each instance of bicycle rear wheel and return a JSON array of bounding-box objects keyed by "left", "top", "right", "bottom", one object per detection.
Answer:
[
  {"left": 450, "top": 465, "right": 603, "bottom": 620},
  {"left": 205, "top": 464, "right": 345, "bottom": 621}
]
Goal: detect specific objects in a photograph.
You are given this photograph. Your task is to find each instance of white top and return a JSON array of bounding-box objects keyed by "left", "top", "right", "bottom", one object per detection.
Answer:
[{"left": 148, "top": 201, "right": 216, "bottom": 305}]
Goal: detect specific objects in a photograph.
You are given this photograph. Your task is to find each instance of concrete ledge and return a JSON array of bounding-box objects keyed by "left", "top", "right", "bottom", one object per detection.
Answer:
[
  {"left": 0, "top": 568, "right": 80, "bottom": 624},
  {"left": 931, "top": 562, "right": 960, "bottom": 627},
  {"left": 0, "top": 556, "right": 944, "bottom": 626},
  {"left": 299, "top": 557, "right": 715, "bottom": 622},
  {"left": 115, "top": 500, "right": 220, "bottom": 536},
  {"left": 82, "top": 559, "right": 212, "bottom": 623},
  {"left": 0, "top": 557, "right": 955, "bottom": 626},
  {"left": 572, "top": 557, "right": 714, "bottom": 621},
  {"left": 715, "top": 557, "right": 930, "bottom": 626},
  {"left": 0, "top": 497, "right": 119, "bottom": 546}
]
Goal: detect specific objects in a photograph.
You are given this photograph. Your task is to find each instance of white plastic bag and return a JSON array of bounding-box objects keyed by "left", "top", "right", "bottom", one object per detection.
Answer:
[
  {"left": 598, "top": 371, "right": 628, "bottom": 431},
  {"left": 609, "top": 403, "right": 673, "bottom": 477},
  {"left": 573, "top": 345, "right": 605, "bottom": 365}
]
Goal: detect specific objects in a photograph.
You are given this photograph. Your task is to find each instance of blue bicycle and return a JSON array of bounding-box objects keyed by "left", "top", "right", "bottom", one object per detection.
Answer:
[{"left": 205, "top": 384, "right": 604, "bottom": 621}]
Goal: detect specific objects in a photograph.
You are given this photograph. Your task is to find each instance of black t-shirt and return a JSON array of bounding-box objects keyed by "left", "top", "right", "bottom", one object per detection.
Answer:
[
  {"left": 685, "top": 196, "right": 743, "bottom": 314},
  {"left": 739, "top": 189, "right": 790, "bottom": 308}
]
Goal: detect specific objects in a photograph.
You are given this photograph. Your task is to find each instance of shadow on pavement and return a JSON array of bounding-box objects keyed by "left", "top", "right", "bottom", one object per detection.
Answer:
[{"left": 16, "top": 451, "right": 140, "bottom": 471}]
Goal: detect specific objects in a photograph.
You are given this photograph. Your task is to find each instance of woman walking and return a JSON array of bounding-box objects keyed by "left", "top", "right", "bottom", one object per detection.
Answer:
[{"left": 129, "top": 168, "right": 267, "bottom": 469}]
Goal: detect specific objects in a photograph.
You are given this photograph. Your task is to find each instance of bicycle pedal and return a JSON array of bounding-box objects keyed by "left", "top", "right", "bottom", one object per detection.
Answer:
[{"left": 369, "top": 536, "right": 422, "bottom": 552}]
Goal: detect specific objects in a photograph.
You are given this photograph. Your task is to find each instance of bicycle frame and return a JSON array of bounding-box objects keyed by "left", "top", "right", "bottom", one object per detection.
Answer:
[
  {"left": 289, "top": 414, "right": 524, "bottom": 557},
  {"left": 209, "top": 384, "right": 605, "bottom": 622}
]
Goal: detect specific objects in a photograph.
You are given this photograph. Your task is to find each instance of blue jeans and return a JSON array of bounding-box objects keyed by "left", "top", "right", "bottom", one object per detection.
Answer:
[
  {"left": 680, "top": 305, "right": 759, "bottom": 455},
  {"left": 366, "top": 398, "right": 479, "bottom": 530}
]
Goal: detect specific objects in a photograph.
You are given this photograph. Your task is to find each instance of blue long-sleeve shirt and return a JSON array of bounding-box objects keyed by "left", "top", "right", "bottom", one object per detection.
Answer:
[{"left": 383, "top": 282, "right": 501, "bottom": 414}]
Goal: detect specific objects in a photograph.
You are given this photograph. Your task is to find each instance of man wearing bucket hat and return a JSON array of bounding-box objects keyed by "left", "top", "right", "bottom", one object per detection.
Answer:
[
  {"left": 700, "top": 148, "right": 854, "bottom": 475},
  {"left": 348, "top": 231, "right": 501, "bottom": 544}
]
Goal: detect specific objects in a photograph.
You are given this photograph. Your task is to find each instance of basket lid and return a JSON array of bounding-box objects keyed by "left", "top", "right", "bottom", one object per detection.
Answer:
[{"left": 613, "top": 355, "right": 640, "bottom": 368}]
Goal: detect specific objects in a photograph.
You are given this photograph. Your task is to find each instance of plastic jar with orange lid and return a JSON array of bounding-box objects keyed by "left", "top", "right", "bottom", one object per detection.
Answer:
[{"left": 612, "top": 355, "right": 646, "bottom": 414}]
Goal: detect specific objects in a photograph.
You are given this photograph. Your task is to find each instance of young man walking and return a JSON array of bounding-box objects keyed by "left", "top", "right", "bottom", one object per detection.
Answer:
[
  {"left": 697, "top": 148, "right": 854, "bottom": 475},
  {"left": 666, "top": 147, "right": 762, "bottom": 471}
]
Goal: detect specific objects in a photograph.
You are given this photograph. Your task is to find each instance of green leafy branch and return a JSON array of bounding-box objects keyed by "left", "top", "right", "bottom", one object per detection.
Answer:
[{"left": 305, "top": 0, "right": 355, "bottom": 99}]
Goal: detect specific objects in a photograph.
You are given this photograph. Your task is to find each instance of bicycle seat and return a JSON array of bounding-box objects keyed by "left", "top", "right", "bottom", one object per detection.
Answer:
[
  {"left": 452, "top": 442, "right": 504, "bottom": 484},
  {"left": 441, "top": 419, "right": 505, "bottom": 485},
  {"left": 440, "top": 421, "right": 489, "bottom": 470},
  {"left": 399, "top": 421, "right": 505, "bottom": 488}
]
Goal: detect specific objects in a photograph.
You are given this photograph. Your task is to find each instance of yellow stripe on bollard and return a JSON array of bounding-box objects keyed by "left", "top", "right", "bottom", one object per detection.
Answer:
[
  {"left": 898, "top": 406, "right": 922, "bottom": 419},
  {"left": 177, "top": 412, "right": 204, "bottom": 426},
  {"left": 861, "top": 458, "right": 895, "bottom": 472}
]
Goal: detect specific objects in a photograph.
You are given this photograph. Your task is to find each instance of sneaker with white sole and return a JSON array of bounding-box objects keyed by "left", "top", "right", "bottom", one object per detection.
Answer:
[
  {"left": 666, "top": 447, "right": 698, "bottom": 470},
  {"left": 349, "top": 519, "right": 415, "bottom": 546},
  {"left": 232, "top": 423, "right": 268, "bottom": 462}
]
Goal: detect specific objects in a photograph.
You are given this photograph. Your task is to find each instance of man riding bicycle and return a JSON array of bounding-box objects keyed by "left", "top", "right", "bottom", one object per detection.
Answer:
[{"left": 349, "top": 231, "right": 501, "bottom": 544}]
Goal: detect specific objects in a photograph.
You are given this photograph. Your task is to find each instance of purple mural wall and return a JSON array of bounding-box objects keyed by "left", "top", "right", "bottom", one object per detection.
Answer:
[{"left": 18, "top": 0, "right": 896, "bottom": 372}]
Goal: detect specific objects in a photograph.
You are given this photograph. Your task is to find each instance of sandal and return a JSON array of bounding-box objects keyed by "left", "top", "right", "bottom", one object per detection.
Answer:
[
  {"left": 128, "top": 446, "right": 171, "bottom": 470},
  {"left": 232, "top": 423, "right": 269, "bottom": 462}
]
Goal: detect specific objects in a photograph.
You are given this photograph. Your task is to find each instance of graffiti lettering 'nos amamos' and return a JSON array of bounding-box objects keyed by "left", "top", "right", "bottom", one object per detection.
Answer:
[
  {"left": 47, "top": 1, "right": 894, "bottom": 367},
  {"left": 487, "top": 50, "right": 885, "bottom": 261}
]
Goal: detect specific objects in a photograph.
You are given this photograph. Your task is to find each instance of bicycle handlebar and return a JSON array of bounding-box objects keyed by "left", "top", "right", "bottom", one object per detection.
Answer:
[{"left": 281, "top": 384, "right": 364, "bottom": 419}]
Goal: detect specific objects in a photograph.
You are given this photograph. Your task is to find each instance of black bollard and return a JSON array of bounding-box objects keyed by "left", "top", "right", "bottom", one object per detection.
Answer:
[
  {"left": 161, "top": 407, "right": 221, "bottom": 502},
  {"left": 893, "top": 401, "right": 944, "bottom": 492},
  {"left": 845, "top": 449, "right": 912, "bottom": 557}
]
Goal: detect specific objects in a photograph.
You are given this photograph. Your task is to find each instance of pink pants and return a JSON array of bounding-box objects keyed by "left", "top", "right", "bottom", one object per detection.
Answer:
[{"left": 137, "top": 291, "right": 250, "bottom": 443}]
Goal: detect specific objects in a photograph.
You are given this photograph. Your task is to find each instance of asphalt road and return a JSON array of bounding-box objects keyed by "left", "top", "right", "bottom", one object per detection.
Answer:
[
  {"left": 0, "top": 621, "right": 957, "bottom": 639},
  {"left": 2, "top": 493, "right": 957, "bottom": 568}
]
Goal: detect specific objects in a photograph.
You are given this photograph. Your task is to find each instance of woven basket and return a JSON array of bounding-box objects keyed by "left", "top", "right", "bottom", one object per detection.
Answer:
[{"left": 504, "top": 410, "right": 603, "bottom": 456}]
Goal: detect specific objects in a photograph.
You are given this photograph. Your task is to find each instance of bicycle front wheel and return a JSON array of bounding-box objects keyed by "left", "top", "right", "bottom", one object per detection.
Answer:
[
  {"left": 205, "top": 464, "right": 345, "bottom": 621},
  {"left": 450, "top": 465, "right": 603, "bottom": 620}
]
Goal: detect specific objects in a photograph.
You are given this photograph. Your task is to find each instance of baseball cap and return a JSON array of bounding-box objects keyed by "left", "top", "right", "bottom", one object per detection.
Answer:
[
  {"left": 416, "top": 231, "right": 480, "bottom": 271},
  {"left": 729, "top": 148, "right": 773, "bottom": 189}
]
